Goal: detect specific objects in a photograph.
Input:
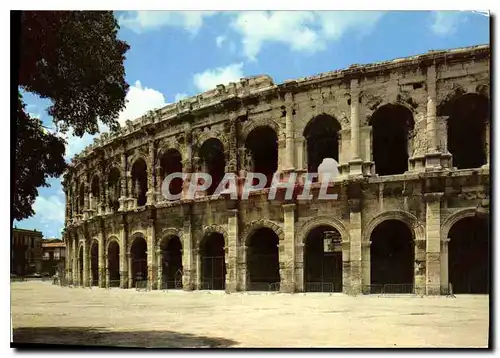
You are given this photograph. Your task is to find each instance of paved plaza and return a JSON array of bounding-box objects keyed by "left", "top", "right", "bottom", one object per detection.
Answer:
[{"left": 11, "top": 281, "right": 489, "bottom": 348}]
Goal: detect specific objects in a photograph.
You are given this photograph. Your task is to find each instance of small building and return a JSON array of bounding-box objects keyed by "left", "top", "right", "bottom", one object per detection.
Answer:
[
  {"left": 11, "top": 228, "right": 43, "bottom": 276},
  {"left": 41, "top": 239, "right": 66, "bottom": 275}
]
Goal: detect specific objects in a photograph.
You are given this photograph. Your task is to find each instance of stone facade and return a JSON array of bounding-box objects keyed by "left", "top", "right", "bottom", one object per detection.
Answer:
[
  {"left": 62, "top": 44, "right": 490, "bottom": 295},
  {"left": 12, "top": 228, "right": 43, "bottom": 276}
]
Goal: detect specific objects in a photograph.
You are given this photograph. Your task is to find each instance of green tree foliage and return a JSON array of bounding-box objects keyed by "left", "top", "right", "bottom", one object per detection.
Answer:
[{"left": 14, "top": 11, "right": 130, "bottom": 221}]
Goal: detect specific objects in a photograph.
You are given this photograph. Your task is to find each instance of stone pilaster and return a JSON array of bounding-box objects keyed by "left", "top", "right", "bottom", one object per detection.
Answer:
[
  {"left": 424, "top": 192, "right": 443, "bottom": 295},
  {"left": 440, "top": 238, "right": 450, "bottom": 294},
  {"left": 237, "top": 245, "right": 248, "bottom": 291},
  {"left": 181, "top": 203, "right": 194, "bottom": 290},
  {"left": 82, "top": 239, "right": 89, "bottom": 287},
  {"left": 156, "top": 247, "right": 163, "bottom": 289},
  {"left": 281, "top": 203, "right": 296, "bottom": 293},
  {"left": 294, "top": 138, "right": 305, "bottom": 171},
  {"left": 361, "top": 241, "right": 371, "bottom": 294},
  {"left": 72, "top": 236, "right": 78, "bottom": 285},
  {"left": 349, "top": 198, "right": 362, "bottom": 295},
  {"left": 128, "top": 253, "right": 133, "bottom": 289},
  {"left": 119, "top": 223, "right": 128, "bottom": 288},
  {"left": 147, "top": 219, "right": 157, "bottom": 290},
  {"left": 226, "top": 209, "right": 238, "bottom": 292},
  {"left": 98, "top": 229, "right": 105, "bottom": 288},
  {"left": 295, "top": 243, "right": 304, "bottom": 292}
]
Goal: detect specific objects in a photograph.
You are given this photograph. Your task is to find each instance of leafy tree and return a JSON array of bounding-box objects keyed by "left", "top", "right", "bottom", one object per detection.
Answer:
[{"left": 14, "top": 11, "right": 130, "bottom": 222}]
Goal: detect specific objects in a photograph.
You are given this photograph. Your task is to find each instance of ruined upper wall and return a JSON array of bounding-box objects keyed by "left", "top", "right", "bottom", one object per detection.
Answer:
[{"left": 70, "top": 44, "right": 489, "bottom": 167}]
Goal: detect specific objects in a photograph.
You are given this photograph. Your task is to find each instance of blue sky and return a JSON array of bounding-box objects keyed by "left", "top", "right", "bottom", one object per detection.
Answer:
[{"left": 16, "top": 10, "right": 490, "bottom": 239}]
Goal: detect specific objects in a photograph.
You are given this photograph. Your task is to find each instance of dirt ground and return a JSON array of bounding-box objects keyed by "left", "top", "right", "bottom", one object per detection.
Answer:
[{"left": 11, "top": 281, "right": 489, "bottom": 348}]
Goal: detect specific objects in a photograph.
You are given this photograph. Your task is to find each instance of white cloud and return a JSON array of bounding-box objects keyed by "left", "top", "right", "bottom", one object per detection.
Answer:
[
  {"left": 118, "top": 11, "right": 217, "bottom": 35},
  {"left": 64, "top": 80, "right": 167, "bottom": 161},
  {"left": 174, "top": 93, "right": 188, "bottom": 102},
  {"left": 430, "top": 11, "right": 467, "bottom": 36},
  {"left": 230, "top": 11, "right": 385, "bottom": 61},
  {"left": 193, "top": 63, "right": 244, "bottom": 92},
  {"left": 216, "top": 35, "right": 226, "bottom": 47},
  {"left": 33, "top": 194, "right": 65, "bottom": 226}
]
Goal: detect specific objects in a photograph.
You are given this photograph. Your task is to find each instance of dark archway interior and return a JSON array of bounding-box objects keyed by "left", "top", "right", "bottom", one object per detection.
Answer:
[
  {"left": 107, "top": 168, "right": 120, "bottom": 212},
  {"left": 161, "top": 236, "right": 183, "bottom": 289},
  {"left": 370, "top": 104, "right": 414, "bottom": 176},
  {"left": 131, "top": 159, "right": 148, "bottom": 206},
  {"left": 108, "top": 241, "right": 120, "bottom": 287},
  {"left": 159, "top": 149, "right": 183, "bottom": 199},
  {"left": 130, "top": 237, "right": 147, "bottom": 287},
  {"left": 78, "top": 247, "right": 83, "bottom": 285},
  {"left": 79, "top": 183, "right": 85, "bottom": 214},
  {"left": 370, "top": 220, "right": 414, "bottom": 291},
  {"left": 304, "top": 114, "right": 341, "bottom": 175},
  {"left": 247, "top": 228, "right": 280, "bottom": 291},
  {"left": 200, "top": 233, "right": 226, "bottom": 290},
  {"left": 304, "top": 226, "right": 343, "bottom": 292},
  {"left": 200, "top": 139, "right": 225, "bottom": 196},
  {"left": 245, "top": 126, "right": 278, "bottom": 188},
  {"left": 90, "top": 243, "right": 99, "bottom": 286},
  {"left": 449, "top": 216, "right": 489, "bottom": 294},
  {"left": 446, "top": 94, "right": 489, "bottom": 169},
  {"left": 91, "top": 176, "right": 100, "bottom": 208}
]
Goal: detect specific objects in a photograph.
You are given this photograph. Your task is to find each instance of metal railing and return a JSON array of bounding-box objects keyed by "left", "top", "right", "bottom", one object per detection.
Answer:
[
  {"left": 304, "top": 282, "right": 336, "bottom": 293},
  {"left": 135, "top": 279, "right": 149, "bottom": 291}
]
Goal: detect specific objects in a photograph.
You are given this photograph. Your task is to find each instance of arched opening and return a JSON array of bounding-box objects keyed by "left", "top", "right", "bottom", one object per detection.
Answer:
[
  {"left": 90, "top": 241, "right": 99, "bottom": 286},
  {"left": 78, "top": 246, "right": 83, "bottom": 286},
  {"left": 448, "top": 216, "right": 489, "bottom": 294},
  {"left": 130, "top": 236, "right": 147, "bottom": 288},
  {"left": 90, "top": 176, "right": 100, "bottom": 211},
  {"left": 370, "top": 104, "right": 414, "bottom": 175},
  {"left": 245, "top": 126, "right": 278, "bottom": 188},
  {"left": 131, "top": 158, "right": 148, "bottom": 206},
  {"left": 199, "top": 138, "right": 225, "bottom": 196},
  {"left": 444, "top": 94, "right": 489, "bottom": 169},
  {"left": 107, "top": 240, "right": 120, "bottom": 287},
  {"left": 247, "top": 227, "right": 280, "bottom": 291},
  {"left": 370, "top": 220, "right": 414, "bottom": 293},
  {"left": 159, "top": 149, "right": 183, "bottom": 199},
  {"left": 304, "top": 114, "right": 341, "bottom": 179},
  {"left": 200, "top": 232, "right": 226, "bottom": 290},
  {"left": 79, "top": 183, "right": 85, "bottom": 214},
  {"left": 107, "top": 167, "right": 120, "bottom": 212},
  {"left": 160, "top": 236, "right": 183, "bottom": 289},
  {"left": 304, "top": 225, "right": 343, "bottom": 292}
]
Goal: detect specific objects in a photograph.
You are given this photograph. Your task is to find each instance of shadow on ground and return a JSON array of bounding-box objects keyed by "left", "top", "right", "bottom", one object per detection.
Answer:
[{"left": 13, "top": 326, "right": 237, "bottom": 348}]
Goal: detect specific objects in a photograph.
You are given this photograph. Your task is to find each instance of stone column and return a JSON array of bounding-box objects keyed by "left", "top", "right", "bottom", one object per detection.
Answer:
[
  {"left": 425, "top": 65, "right": 441, "bottom": 169},
  {"left": 440, "top": 238, "right": 450, "bottom": 294},
  {"left": 295, "top": 138, "right": 305, "bottom": 171},
  {"left": 83, "top": 179, "right": 90, "bottom": 220},
  {"left": 147, "top": 219, "right": 157, "bottom": 290},
  {"left": 284, "top": 95, "right": 295, "bottom": 171},
  {"left": 181, "top": 204, "right": 194, "bottom": 290},
  {"left": 226, "top": 209, "right": 238, "bottom": 292},
  {"left": 119, "top": 224, "right": 128, "bottom": 288},
  {"left": 118, "top": 152, "right": 127, "bottom": 211},
  {"left": 425, "top": 192, "right": 443, "bottom": 295},
  {"left": 281, "top": 203, "right": 296, "bottom": 293},
  {"left": 72, "top": 238, "right": 78, "bottom": 285},
  {"left": 349, "top": 79, "right": 363, "bottom": 176},
  {"left": 194, "top": 248, "right": 201, "bottom": 290},
  {"left": 146, "top": 140, "right": 156, "bottom": 206},
  {"left": 349, "top": 199, "right": 362, "bottom": 295},
  {"left": 98, "top": 229, "right": 105, "bottom": 288},
  {"left": 82, "top": 239, "right": 89, "bottom": 287},
  {"left": 237, "top": 245, "right": 248, "bottom": 291},
  {"left": 483, "top": 121, "right": 490, "bottom": 168}
]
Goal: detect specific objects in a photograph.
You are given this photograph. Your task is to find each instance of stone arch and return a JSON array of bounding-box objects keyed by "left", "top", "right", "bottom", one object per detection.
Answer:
[
  {"left": 241, "top": 118, "right": 282, "bottom": 143},
  {"left": 301, "top": 111, "right": 345, "bottom": 134},
  {"left": 197, "top": 132, "right": 227, "bottom": 151},
  {"left": 297, "top": 216, "right": 350, "bottom": 244},
  {"left": 106, "top": 236, "right": 120, "bottom": 251},
  {"left": 156, "top": 228, "right": 183, "bottom": 250},
  {"left": 476, "top": 84, "right": 490, "bottom": 99},
  {"left": 128, "top": 232, "right": 147, "bottom": 254},
  {"left": 363, "top": 210, "right": 424, "bottom": 244},
  {"left": 200, "top": 224, "right": 228, "bottom": 249},
  {"left": 437, "top": 85, "right": 467, "bottom": 116},
  {"left": 128, "top": 153, "right": 148, "bottom": 170},
  {"left": 441, "top": 208, "right": 478, "bottom": 241},
  {"left": 156, "top": 146, "right": 183, "bottom": 167},
  {"left": 242, "top": 219, "right": 285, "bottom": 246}
]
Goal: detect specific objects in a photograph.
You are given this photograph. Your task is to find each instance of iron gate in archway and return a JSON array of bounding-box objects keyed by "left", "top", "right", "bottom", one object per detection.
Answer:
[{"left": 201, "top": 255, "right": 226, "bottom": 290}]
